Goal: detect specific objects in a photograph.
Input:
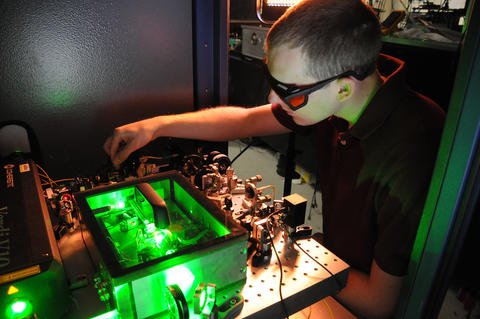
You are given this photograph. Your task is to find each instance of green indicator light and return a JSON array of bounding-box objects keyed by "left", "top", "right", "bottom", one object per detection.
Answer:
[
  {"left": 11, "top": 301, "right": 27, "bottom": 313},
  {"left": 7, "top": 300, "right": 32, "bottom": 319}
]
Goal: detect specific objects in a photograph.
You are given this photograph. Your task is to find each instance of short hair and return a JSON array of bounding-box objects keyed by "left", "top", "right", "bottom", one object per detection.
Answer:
[{"left": 265, "top": 0, "right": 382, "bottom": 80}]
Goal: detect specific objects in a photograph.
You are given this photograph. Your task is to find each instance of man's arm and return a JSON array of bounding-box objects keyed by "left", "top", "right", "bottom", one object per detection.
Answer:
[
  {"left": 104, "top": 104, "right": 290, "bottom": 166},
  {"left": 336, "top": 259, "right": 404, "bottom": 319}
]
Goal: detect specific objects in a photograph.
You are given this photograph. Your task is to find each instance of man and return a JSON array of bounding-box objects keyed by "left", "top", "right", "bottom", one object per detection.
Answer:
[{"left": 104, "top": 0, "right": 445, "bottom": 317}]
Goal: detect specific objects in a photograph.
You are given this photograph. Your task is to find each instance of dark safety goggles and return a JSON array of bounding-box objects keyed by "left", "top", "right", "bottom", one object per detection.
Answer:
[{"left": 264, "top": 64, "right": 363, "bottom": 111}]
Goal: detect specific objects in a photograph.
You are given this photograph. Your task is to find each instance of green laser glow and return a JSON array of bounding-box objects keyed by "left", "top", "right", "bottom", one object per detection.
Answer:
[
  {"left": 202, "top": 284, "right": 216, "bottom": 315},
  {"left": 44, "top": 89, "right": 76, "bottom": 107},
  {"left": 165, "top": 265, "right": 195, "bottom": 295},
  {"left": 89, "top": 310, "right": 118, "bottom": 319},
  {"left": 7, "top": 300, "right": 32, "bottom": 319},
  {"left": 11, "top": 301, "right": 27, "bottom": 313},
  {"left": 200, "top": 290, "right": 207, "bottom": 309},
  {"left": 154, "top": 229, "right": 171, "bottom": 248},
  {"left": 114, "top": 201, "right": 125, "bottom": 209},
  {"left": 165, "top": 287, "right": 181, "bottom": 319}
]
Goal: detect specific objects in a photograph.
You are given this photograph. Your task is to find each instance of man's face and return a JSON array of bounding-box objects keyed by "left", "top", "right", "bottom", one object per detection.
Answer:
[{"left": 266, "top": 45, "right": 341, "bottom": 126}]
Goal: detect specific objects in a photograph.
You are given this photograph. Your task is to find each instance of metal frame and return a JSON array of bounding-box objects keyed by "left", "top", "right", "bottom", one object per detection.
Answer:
[
  {"left": 193, "top": 0, "right": 229, "bottom": 108},
  {"left": 192, "top": 0, "right": 229, "bottom": 155},
  {"left": 396, "top": 0, "right": 480, "bottom": 317},
  {"left": 75, "top": 171, "right": 248, "bottom": 278},
  {"left": 239, "top": 237, "right": 350, "bottom": 318}
]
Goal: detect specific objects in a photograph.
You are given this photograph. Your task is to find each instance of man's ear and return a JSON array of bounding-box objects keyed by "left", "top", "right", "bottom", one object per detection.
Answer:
[{"left": 337, "top": 79, "right": 353, "bottom": 102}]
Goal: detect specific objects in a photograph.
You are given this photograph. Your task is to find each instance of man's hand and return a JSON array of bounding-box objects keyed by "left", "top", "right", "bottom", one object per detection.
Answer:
[
  {"left": 336, "top": 259, "right": 403, "bottom": 318},
  {"left": 103, "top": 119, "right": 156, "bottom": 167}
]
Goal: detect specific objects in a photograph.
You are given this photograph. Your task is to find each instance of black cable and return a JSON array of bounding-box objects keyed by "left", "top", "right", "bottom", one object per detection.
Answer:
[
  {"left": 230, "top": 140, "right": 255, "bottom": 164},
  {"left": 266, "top": 220, "right": 290, "bottom": 319},
  {"left": 283, "top": 132, "right": 296, "bottom": 197},
  {"left": 307, "top": 191, "right": 318, "bottom": 221},
  {"left": 307, "top": 165, "right": 320, "bottom": 221},
  {"left": 292, "top": 239, "right": 345, "bottom": 293},
  {"left": 78, "top": 211, "right": 98, "bottom": 271}
]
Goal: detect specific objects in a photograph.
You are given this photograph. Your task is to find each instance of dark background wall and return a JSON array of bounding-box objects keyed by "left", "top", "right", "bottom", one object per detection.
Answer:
[{"left": 0, "top": 0, "right": 195, "bottom": 179}]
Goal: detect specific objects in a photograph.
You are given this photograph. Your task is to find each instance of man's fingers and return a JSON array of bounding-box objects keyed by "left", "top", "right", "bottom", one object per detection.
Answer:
[
  {"left": 112, "top": 142, "right": 135, "bottom": 167},
  {"left": 105, "top": 124, "right": 150, "bottom": 167},
  {"left": 103, "top": 136, "right": 121, "bottom": 168},
  {"left": 104, "top": 133, "right": 129, "bottom": 168},
  {"left": 108, "top": 133, "right": 125, "bottom": 163}
]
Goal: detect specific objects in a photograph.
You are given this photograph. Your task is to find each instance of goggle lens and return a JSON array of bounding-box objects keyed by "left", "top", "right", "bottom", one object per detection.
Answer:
[
  {"left": 287, "top": 95, "right": 306, "bottom": 109},
  {"left": 264, "top": 63, "right": 363, "bottom": 111}
]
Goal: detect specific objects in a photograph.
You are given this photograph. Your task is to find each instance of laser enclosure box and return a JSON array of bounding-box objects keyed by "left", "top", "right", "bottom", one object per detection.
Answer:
[{"left": 76, "top": 171, "right": 248, "bottom": 319}]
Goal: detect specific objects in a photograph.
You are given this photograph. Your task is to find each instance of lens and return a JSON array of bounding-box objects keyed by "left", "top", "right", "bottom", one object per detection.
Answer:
[
  {"left": 165, "top": 285, "right": 188, "bottom": 319},
  {"left": 287, "top": 95, "right": 306, "bottom": 109}
]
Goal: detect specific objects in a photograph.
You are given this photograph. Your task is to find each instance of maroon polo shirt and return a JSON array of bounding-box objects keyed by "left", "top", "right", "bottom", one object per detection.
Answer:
[{"left": 272, "top": 54, "right": 445, "bottom": 276}]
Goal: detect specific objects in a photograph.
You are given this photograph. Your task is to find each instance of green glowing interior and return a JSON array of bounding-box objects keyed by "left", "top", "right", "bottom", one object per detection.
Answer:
[{"left": 85, "top": 178, "right": 230, "bottom": 270}]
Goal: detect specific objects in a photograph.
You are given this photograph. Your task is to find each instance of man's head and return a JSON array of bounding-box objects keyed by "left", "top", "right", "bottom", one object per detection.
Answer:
[
  {"left": 264, "top": 0, "right": 382, "bottom": 126},
  {"left": 265, "top": 0, "right": 382, "bottom": 80}
]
